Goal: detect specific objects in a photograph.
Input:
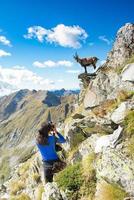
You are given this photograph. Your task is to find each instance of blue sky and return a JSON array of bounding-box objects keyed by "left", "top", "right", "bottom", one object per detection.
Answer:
[{"left": 0, "top": 0, "right": 134, "bottom": 95}]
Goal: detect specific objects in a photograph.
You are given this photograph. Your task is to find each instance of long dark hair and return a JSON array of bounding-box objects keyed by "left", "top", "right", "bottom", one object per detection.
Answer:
[{"left": 36, "top": 122, "right": 52, "bottom": 145}]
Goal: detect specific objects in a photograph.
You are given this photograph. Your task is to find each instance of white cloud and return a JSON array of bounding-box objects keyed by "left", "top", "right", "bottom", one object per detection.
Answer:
[
  {"left": 33, "top": 60, "right": 73, "bottom": 68},
  {"left": 57, "top": 79, "right": 64, "bottom": 82},
  {"left": 12, "top": 65, "right": 26, "bottom": 70},
  {"left": 0, "top": 36, "right": 12, "bottom": 46},
  {"left": 66, "top": 70, "right": 80, "bottom": 74},
  {"left": 99, "top": 35, "right": 112, "bottom": 45},
  {"left": 24, "top": 24, "right": 88, "bottom": 48},
  {"left": 24, "top": 26, "right": 48, "bottom": 42},
  {"left": 0, "top": 49, "right": 11, "bottom": 57},
  {"left": 0, "top": 65, "right": 55, "bottom": 96}
]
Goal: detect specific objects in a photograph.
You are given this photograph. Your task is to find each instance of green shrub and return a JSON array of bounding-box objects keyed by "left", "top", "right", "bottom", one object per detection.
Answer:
[
  {"left": 124, "top": 110, "right": 134, "bottom": 137},
  {"left": 55, "top": 162, "right": 83, "bottom": 191}
]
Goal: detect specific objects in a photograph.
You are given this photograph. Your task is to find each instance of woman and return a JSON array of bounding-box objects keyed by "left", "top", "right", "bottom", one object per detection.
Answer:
[{"left": 36, "top": 121, "right": 66, "bottom": 183}]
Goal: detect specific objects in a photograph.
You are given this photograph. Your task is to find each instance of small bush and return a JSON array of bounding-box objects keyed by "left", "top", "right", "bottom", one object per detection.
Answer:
[{"left": 55, "top": 162, "right": 83, "bottom": 191}]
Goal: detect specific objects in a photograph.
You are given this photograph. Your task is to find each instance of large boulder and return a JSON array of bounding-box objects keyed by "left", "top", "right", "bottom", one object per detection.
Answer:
[
  {"left": 122, "top": 63, "right": 134, "bottom": 82},
  {"left": 106, "top": 23, "right": 134, "bottom": 68},
  {"left": 70, "top": 134, "right": 99, "bottom": 164},
  {"left": 96, "top": 148, "right": 134, "bottom": 196},
  {"left": 42, "top": 182, "right": 67, "bottom": 200},
  {"left": 95, "top": 126, "right": 123, "bottom": 153},
  {"left": 111, "top": 101, "right": 134, "bottom": 124}
]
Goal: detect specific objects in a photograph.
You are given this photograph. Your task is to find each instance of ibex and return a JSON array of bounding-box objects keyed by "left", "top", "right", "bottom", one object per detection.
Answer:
[{"left": 74, "top": 52, "right": 99, "bottom": 73}]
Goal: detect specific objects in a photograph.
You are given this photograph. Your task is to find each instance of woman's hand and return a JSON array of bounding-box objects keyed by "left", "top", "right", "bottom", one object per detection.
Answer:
[{"left": 53, "top": 124, "right": 57, "bottom": 134}]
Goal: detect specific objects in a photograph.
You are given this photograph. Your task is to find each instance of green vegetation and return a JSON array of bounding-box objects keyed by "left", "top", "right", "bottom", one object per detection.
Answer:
[
  {"left": 125, "top": 54, "right": 134, "bottom": 65},
  {"left": 126, "top": 136, "right": 134, "bottom": 158},
  {"left": 81, "top": 154, "right": 97, "bottom": 199},
  {"left": 56, "top": 153, "right": 97, "bottom": 200},
  {"left": 123, "top": 110, "right": 134, "bottom": 137},
  {"left": 115, "top": 55, "right": 134, "bottom": 75},
  {"left": 0, "top": 156, "right": 10, "bottom": 184},
  {"left": 72, "top": 132, "right": 86, "bottom": 148},
  {"left": 117, "top": 90, "right": 134, "bottom": 103},
  {"left": 95, "top": 181, "right": 127, "bottom": 200},
  {"left": 55, "top": 162, "right": 83, "bottom": 191}
]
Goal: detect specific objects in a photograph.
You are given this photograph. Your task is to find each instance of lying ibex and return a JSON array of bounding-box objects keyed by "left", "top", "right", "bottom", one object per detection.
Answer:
[{"left": 74, "top": 52, "right": 99, "bottom": 73}]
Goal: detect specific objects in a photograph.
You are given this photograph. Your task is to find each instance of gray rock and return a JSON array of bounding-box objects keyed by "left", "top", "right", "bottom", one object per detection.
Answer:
[
  {"left": 122, "top": 63, "right": 134, "bottom": 82},
  {"left": 95, "top": 126, "right": 123, "bottom": 153},
  {"left": 70, "top": 134, "right": 99, "bottom": 164},
  {"left": 42, "top": 182, "right": 67, "bottom": 200},
  {"left": 96, "top": 148, "right": 134, "bottom": 196},
  {"left": 111, "top": 101, "right": 134, "bottom": 124},
  {"left": 106, "top": 23, "right": 134, "bottom": 68}
]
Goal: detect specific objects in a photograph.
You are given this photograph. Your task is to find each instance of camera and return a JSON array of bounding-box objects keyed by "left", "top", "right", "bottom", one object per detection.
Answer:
[{"left": 48, "top": 121, "right": 55, "bottom": 131}]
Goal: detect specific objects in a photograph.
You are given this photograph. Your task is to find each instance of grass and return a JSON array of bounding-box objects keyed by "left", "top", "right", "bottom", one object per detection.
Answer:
[
  {"left": 123, "top": 110, "right": 134, "bottom": 137},
  {"left": 80, "top": 153, "right": 97, "bottom": 199},
  {"left": 72, "top": 132, "right": 86, "bottom": 148},
  {"left": 92, "top": 90, "right": 134, "bottom": 119},
  {"left": 36, "top": 184, "right": 45, "bottom": 200},
  {"left": 55, "top": 153, "right": 97, "bottom": 200},
  {"left": 10, "top": 180, "right": 25, "bottom": 195},
  {"left": 126, "top": 135, "right": 134, "bottom": 158},
  {"left": 32, "top": 172, "right": 41, "bottom": 184},
  {"left": 83, "top": 125, "right": 113, "bottom": 136},
  {"left": 117, "top": 90, "right": 134, "bottom": 103},
  {"left": 10, "top": 193, "right": 31, "bottom": 200},
  {"left": 115, "top": 55, "right": 134, "bottom": 75},
  {"left": 92, "top": 99, "right": 118, "bottom": 118},
  {"left": 55, "top": 162, "right": 83, "bottom": 191},
  {"left": 95, "top": 181, "right": 127, "bottom": 200}
]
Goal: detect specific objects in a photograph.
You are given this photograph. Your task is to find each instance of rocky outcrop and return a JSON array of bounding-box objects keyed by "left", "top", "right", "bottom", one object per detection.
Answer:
[
  {"left": 42, "top": 182, "right": 67, "bottom": 200},
  {"left": 95, "top": 126, "right": 123, "bottom": 153},
  {"left": 111, "top": 101, "right": 134, "bottom": 124},
  {"left": 96, "top": 148, "right": 134, "bottom": 196},
  {"left": 106, "top": 23, "right": 134, "bottom": 68},
  {"left": 122, "top": 63, "right": 134, "bottom": 82}
]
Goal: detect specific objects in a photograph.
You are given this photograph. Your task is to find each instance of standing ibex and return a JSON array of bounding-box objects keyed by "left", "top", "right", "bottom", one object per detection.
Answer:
[{"left": 74, "top": 52, "right": 99, "bottom": 73}]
